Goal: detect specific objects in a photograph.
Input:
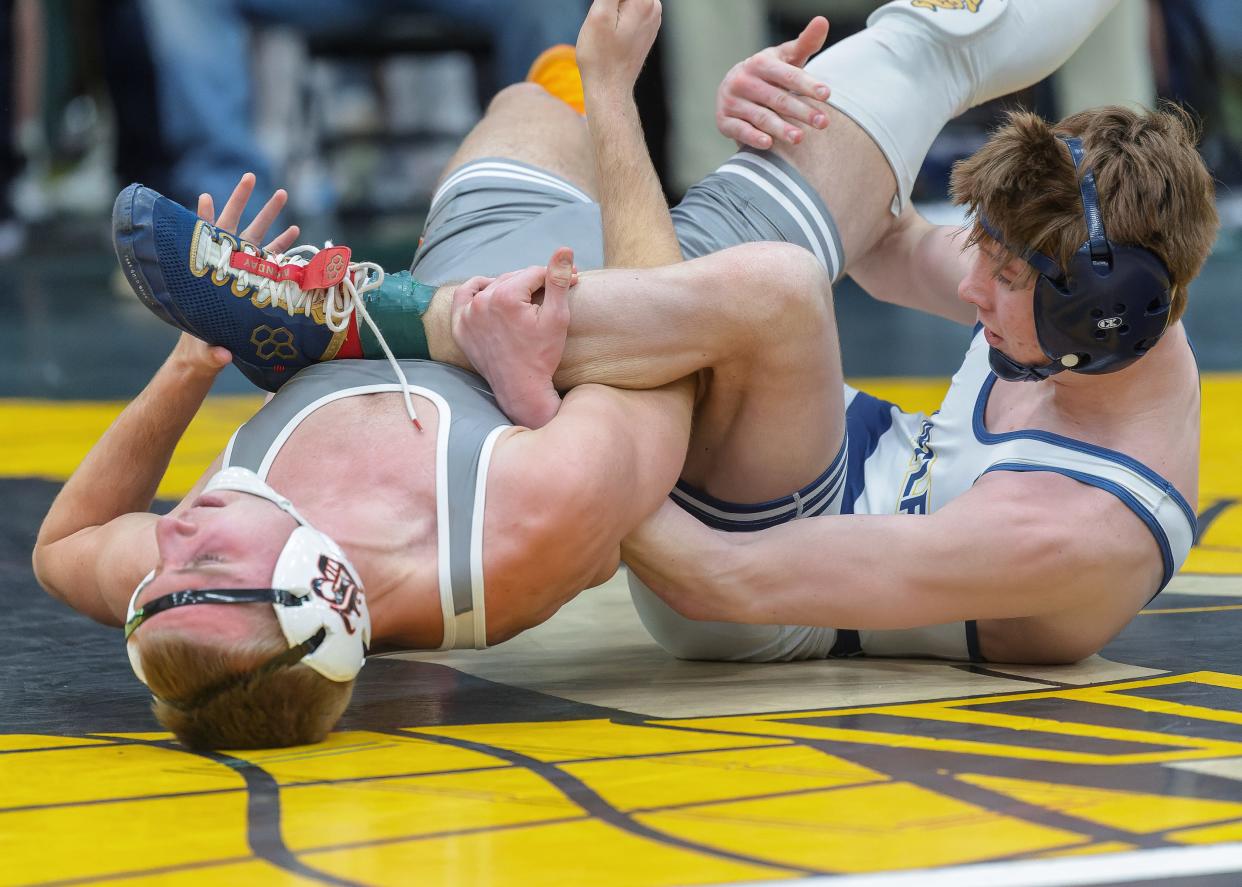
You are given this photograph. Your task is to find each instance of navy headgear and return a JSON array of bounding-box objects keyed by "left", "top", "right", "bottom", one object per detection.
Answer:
[{"left": 983, "top": 136, "right": 1172, "bottom": 382}]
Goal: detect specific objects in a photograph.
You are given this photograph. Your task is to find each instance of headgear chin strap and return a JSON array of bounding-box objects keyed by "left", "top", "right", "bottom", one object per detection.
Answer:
[
  {"left": 982, "top": 136, "right": 1172, "bottom": 383},
  {"left": 125, "top": 466, "right": 371, "bottom": 694}
]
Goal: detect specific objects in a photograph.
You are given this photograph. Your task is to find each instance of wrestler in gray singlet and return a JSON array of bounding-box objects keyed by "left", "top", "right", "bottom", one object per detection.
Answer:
[{"left": 222, "top": 359, "right": 511, "bottom": 650}]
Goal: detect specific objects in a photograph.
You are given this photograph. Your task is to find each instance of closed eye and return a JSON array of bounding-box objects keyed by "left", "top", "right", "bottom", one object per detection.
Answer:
[{"left": 184, "top": 553, "right": 225, "bottom": 570}]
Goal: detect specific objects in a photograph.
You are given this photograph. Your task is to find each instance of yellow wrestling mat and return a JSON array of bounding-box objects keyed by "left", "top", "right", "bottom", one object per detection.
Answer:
[{"left": 3, "top": 376, "right": 1241, "bottom": 887}]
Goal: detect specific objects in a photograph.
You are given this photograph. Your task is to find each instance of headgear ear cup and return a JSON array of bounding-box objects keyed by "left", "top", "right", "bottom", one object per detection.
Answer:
[
  {"left": 1033, "top": 242, "right": 1171, "bottom": 374},
  {"left": 985, "top": 136, "right": 1172, "bottom": 381}
]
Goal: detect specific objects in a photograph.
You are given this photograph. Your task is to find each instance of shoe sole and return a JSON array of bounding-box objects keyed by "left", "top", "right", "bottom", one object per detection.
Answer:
[
  {"left": 112, "top": 183, "right": 300, "bottom": 392},
  {"left": 112, "top": 183, "right": 181, "bottom": 329}
]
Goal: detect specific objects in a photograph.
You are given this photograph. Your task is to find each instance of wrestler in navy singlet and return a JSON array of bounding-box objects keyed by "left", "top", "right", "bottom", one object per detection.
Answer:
[{"left": 630, "top": 328, "right": 1197, "bottom": 663}]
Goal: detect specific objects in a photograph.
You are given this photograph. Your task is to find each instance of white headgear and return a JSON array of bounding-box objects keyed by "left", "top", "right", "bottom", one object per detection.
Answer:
[{"left": 125, "top": 467, "right": 371, "bottom": 691}]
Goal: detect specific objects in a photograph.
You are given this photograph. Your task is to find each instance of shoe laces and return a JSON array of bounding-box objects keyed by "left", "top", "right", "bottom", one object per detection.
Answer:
[{"left": 205, "top": 236, "right": 425, "bottom": 431}]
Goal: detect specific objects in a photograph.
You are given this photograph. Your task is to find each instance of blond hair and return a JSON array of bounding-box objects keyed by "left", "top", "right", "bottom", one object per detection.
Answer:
[
  {"left": 950, "top": 104, "right": 1218, "bottom": 323},
  {"left": 140, "top": 615, "right": 353, "bottom": 750}
]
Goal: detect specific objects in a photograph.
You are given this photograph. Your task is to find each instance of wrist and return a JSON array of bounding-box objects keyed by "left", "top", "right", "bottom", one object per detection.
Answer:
[
  {"left": 164, "top": 355, "right": 225, "bottom": 386},
  {"left": 165, "top": 338, "right": 230, "bottom": 385},
  {"left": 584, "top": 82, "right": 637, "bottom": 112}
]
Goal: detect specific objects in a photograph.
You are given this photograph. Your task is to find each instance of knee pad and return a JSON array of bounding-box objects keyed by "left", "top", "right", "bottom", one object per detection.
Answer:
[{"left": 810, "top": 0, "right": 1120, "bottom": 213}]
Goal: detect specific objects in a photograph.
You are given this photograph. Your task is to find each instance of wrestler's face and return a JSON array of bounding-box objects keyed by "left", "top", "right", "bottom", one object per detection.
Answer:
[
  {"left": 958, "top": 240, "right": 1046, "bottom": 367},
  {"left": 138, "top": 491, "right": 298, "bottom": 613}
]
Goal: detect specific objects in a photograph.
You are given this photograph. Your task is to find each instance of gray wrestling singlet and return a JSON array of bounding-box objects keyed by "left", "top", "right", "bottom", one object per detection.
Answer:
[{"left": 222, "top": 359, "right": 512, "bottom": 650}]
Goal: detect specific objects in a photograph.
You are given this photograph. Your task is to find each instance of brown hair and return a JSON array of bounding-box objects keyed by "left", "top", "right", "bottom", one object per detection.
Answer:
[
  {"left": 950, "top": 103, "right": 1218, "bottom": 323},
  {"left": 139, "top": 614, "right": 353, "bottom": 750}
]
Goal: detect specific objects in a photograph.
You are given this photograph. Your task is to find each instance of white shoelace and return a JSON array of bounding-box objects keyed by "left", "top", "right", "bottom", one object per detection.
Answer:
[{"left": 202, "top": 237, "right": 423, "bottom": 430}]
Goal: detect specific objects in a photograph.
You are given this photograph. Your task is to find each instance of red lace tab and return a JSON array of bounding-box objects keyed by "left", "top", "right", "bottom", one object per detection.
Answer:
[
  {"left": 228, "top": 246, "right": 353, "bottom": 289},
  {"left": 300, "top": 247, "right": 352, "bottom": 289}
]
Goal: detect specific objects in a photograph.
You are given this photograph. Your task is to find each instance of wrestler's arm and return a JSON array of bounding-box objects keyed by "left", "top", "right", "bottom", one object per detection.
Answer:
[
  {"left": 483, "top": 378, "right": 693, "bottom": 639},
  {"left": 33, "top": 184, "right": 294, "bottom": 624},
  {"left": 32, "top": 335, "right": 231, "bottom": 624},
  {"left": 577, "top": 0, "right": 681, "bottom": 267},
  {"left": 623, "top": 470, "right": 1159, "bottom": 660},
  {"left": 449, "top": 242, "right": 825, "bottom": 412},
  {"left": 846, "top": 205, "right": 977, "bottom": 324}
]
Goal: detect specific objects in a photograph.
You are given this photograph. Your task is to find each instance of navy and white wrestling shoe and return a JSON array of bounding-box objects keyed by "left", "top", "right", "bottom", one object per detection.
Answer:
[{"left": 112, "top": 183, "right": 385, "bottom": 391}]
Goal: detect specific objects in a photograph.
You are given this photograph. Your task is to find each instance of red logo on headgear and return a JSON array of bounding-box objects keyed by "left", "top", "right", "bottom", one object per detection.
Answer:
[{"left": 311, "top": 556, "right": 364, "bottom": 634}]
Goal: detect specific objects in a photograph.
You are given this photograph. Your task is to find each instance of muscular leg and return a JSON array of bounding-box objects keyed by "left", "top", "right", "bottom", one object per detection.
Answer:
[
  {"left": 777, "top": 0, "right": 1122, "bottom": 259},
  {"left": 768, "top": 105, "right": 896, "bottom": 275},
  {"left": 557, "top": 243, "right": 842, "bottom": 503},
  {"left": 434, "top": 82, "right": 598, "bottom": 197},
  {"left": 403, "top": 2, "right": 1125, "bottom": 502}
]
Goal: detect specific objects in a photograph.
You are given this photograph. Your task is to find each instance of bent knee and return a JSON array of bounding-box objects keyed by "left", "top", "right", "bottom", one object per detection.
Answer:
[
  {"left": 487, "top": 81, "right": 575, "bottom": 118},
  {"left": 711, "top": 243, "right": 833, "bottom": 336},
  {"left": 772, "top": 245, "right": 834, "bottom": 324}
]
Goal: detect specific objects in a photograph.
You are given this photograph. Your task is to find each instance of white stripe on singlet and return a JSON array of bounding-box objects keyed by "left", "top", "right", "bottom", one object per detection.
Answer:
[
  {"left": 727, "top": 152, "right": 842, "bottom": 277},
  {"left": 430, "top": 161, "right": 593, "bottom": 213}
]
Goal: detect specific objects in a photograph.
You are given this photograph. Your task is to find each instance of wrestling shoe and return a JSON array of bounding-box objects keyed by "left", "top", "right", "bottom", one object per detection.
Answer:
[
  {"left": 113, "top": 182, "right": 382, "bottom": 392},
  {"left": 526, "top": 45, "right": 584, "bottom": 115}
]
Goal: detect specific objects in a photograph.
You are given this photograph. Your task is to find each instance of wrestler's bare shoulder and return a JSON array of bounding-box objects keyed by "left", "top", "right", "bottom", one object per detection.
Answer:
[
  {"left": 970, "top": 333, "right": 1198, "bottom": 664},
  {"left": 480, "top": 426, "right": 621, "bottom": 643}
]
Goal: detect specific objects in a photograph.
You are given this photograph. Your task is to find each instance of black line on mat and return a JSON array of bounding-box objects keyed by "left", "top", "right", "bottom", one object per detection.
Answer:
[
  {"left": 387, "top": 728, "right": 826, "bottom": 877},
  {"left": 210, "top": 747, "right": 368, "bottom": 887},
  {"left": 624, "top": 777, "right": 893, "bottom": 816},
  {"left": 1195, "top": 499, "right": 1237, "bottom": 543},
  {"left": 80, "top": 735, "right": 369, "bottom": 887},
  {"left": 1, "top": 785, "right": 244, "bottom": 815},
  {"left": 954, "top": 664, "right": 1077, "bottom": 687},
  {"left": 300, "top": 813, "right": 589, "bottom": 856},
  {"left": 844, "top": 756, "right": 1188, "bottom": 852},
  {"left": 29, "top": 854, "right": 255, "bottom": 887},
  {"left": 0, "top": 740, "right": 124, "bottom": 756}
]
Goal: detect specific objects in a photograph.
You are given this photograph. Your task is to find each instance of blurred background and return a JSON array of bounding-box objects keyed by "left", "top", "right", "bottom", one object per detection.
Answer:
[{"left": 0, "top": 0, "right": 1240, "bottom": 397}]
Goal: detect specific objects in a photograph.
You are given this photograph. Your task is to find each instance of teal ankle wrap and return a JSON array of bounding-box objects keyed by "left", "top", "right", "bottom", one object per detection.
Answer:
[{"left": 359, "top": 271, "right": 437, "bottom": 360}]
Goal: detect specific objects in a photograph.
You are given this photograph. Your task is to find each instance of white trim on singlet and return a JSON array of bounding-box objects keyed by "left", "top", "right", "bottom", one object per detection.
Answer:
[
  {"left": 222, "top": 429, "right": 238, "bottom": 470},
  {"left": 436, "top": 159, "right": 593, "bottom": 201},
  {"left": 469, "top": 425, "right": 509, "bottom": 650},
  {"left": 716, "top": 164, "right": 830, "bottom": 274},
  {"left": 430, "top": 161, "right": 593, "bottom": 214},
  {"left": 727, "top": 152, "right": 842, "bottom": 276}
]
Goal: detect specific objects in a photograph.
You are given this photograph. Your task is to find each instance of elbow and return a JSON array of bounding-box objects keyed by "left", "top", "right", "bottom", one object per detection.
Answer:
[
  {"left": 30, "top": 544, "right": 65, "bottom": 605},
  {"left": 1015, "top": 639, "right": 1104, "bottom": 667},
  {"left": 31, "top": 542, "right": 50, "bottom": 590}
]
